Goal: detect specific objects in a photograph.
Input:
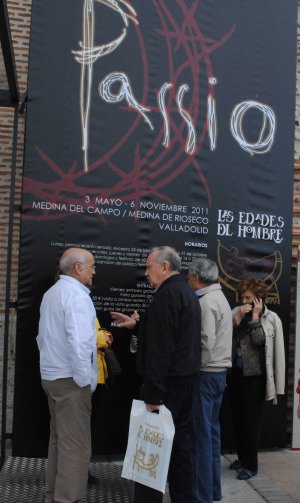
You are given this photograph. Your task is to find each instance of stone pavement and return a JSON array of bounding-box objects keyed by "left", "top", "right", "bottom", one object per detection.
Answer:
[
  {"left": 163, "top": 456, "right": 265, "bottom": 503},
  {"left": 245, "top": 450, "right": 300, "bottom": 503},
  {"left": 162, "top": 450, "right": 300, "bottom": 502},
  {"left": 1, "top": 448, "right": 300, "bottom": 502}
]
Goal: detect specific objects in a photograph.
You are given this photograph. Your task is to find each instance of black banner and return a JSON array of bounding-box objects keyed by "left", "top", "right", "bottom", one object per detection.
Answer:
[{"left": 13, "top": 0, "right": 297, "bottom": 455}]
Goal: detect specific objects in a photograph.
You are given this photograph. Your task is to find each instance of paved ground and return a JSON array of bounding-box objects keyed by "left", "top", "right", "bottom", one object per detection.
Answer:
[
  {"left": 223, "top": 451, "right": 299, "bottom": 503},
  {"left": 248, "top": 450, "right": 300, "bottom": 503},
  {"left": 1, "top": 448, "right": 300, "bottom": 502},
  {"left": 163, "top": 450, "right": 300, "bottom": 502},
  {"left": 163, "top": 456, "right": 266, "bottom": 502}
]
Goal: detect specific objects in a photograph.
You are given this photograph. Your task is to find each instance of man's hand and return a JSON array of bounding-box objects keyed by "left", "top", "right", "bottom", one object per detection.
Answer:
[
  {"left": 110, "top": 311, "right": 137, "bottom": 329},
  {"left": 146, "top": 404, "right": 161, "bottom": 412},
  {"left": 131, "top": 310, "right": 140, "bottom": 322}
]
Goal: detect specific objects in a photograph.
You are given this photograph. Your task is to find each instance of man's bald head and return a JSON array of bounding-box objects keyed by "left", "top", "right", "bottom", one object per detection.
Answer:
[{"left": 59, "top": 248, "right": 95, "bottom": 287}]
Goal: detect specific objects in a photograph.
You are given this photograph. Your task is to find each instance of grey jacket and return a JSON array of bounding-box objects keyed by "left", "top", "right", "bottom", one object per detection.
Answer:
[
  {"left": 232, "top": 306, "right": 285, "bottom": 402},
  {"left": 197, "top": 284, "right": 232, "bottom": 371}
]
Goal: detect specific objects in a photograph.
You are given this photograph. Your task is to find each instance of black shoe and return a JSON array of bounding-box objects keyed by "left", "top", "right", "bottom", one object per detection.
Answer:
[
  {"left": 88, "top": 472, "right": 99, "bottom": 485},
  {"left": 237, "top": 468, "right": 257, "bottom": 480},
  {"left": 229, "top": 459, "right": 242, "bottom": 470}
]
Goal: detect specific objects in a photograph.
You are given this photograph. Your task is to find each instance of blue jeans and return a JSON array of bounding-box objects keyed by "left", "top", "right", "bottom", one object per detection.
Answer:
[{"left": 193, "top": 371, "right": 227, "bottom": 503}]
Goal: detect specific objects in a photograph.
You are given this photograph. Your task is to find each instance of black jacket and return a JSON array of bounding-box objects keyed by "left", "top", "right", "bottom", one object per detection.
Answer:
[{"left": 137, "top": 274, "right": 202, "bottom": 404}]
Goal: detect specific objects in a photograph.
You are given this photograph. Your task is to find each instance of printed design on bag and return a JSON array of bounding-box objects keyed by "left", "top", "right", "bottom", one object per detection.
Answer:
[
  {"left": 132, "top": 422, "right": 165, "bottom": 478},
  {"left": 133, "top": 445, "right": 159, "bottom": 478},
  {"left": 138, "top": 423, "right": 165, "bottom": 447}
]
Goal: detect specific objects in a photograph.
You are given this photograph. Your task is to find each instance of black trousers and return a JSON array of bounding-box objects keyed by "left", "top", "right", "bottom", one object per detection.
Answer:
[
  {"left": 134, "top": 376, "right": 197, "bottom": 503},
  {"left": 228, "top": 369, "right": 266, "bottom": 472}
]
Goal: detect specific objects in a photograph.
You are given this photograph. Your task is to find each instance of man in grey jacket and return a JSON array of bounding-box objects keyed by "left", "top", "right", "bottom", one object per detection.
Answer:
[{"left": 188, "top": 258, "right": 232, "bottom": 503}]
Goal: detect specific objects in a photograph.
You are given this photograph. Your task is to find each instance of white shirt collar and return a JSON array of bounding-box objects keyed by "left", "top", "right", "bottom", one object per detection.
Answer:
[{"left": 59, "top": 274, "right": 91, "bottom": 294}]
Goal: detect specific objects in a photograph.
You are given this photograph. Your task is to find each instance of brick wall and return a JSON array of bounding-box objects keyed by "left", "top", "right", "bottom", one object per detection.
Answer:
[
  {"left": 0, "top": 0, "right": 30, "bottom": 432},
  {"left": 1, "top": 0, "right": 300, "bottom": 439},
  {"left": 287, "top": 6, "right": 300, "bottom": 435}
]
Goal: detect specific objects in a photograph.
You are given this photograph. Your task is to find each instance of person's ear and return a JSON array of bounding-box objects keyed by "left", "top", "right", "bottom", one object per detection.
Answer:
[
  {"left": 162, "top": 261, "right": 169, "bottom": 274},
  {"left": 74, "top": 262, "right": 82, "bottom": 275}
]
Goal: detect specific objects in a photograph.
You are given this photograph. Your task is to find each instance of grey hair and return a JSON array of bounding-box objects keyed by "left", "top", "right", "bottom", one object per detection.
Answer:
[
  {"left": 188, "top": 258, "right": 218, "bottom": 284},
  {"left": 59, "top": 248, "right": 89, "bottom": 274},
  {"left": 150, "top": 246, "right": 181, "bottom": 272}
]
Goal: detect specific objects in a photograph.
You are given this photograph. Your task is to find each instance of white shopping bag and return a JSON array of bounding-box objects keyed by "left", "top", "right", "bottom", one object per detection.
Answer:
[{"left": 122, "top": 399, "right": 175, "bottom": 493}]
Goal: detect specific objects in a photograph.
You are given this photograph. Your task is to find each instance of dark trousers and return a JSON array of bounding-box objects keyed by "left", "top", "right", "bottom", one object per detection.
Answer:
[
  {"left": 228, "top": 369, "right": 266, "bottom": 472},
  {"left": 134, "top": 376, "right": 197, "bottom": 503}
]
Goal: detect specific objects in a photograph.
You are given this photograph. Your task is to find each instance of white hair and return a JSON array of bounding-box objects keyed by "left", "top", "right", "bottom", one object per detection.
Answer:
[{"left": 59, "top": 248, "right": 89, "bottom": 274}]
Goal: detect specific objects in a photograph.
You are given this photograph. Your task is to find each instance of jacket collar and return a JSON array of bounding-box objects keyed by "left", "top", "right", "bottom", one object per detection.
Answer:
[
  {"left": 155, "top": 273, "right": 182, "bottom": 293},
  {"left": 196, "top": 283, "right": 221, "bottom": 297}
]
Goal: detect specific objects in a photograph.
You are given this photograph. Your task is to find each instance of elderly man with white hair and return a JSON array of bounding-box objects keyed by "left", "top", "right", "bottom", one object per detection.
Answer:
[
  {"left": 37, "top": 247, "right": 98, "bottom": 503},
  {"left": 111, "top": 246, "right": 202, "bottom": 503}
]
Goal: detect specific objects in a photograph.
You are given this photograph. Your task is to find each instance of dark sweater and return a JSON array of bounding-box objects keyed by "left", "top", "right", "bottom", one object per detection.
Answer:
[
  {"left": 232, "top": 312, "right": 266, "bottom": 376},
  {"left": 137, "top": 274, "right": 202, "bottom": 404}
]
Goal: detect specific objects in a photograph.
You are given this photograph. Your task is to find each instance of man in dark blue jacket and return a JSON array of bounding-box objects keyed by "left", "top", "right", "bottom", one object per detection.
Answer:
[{"left": 111, "top": 246, "right": 202, "bottom": 503}]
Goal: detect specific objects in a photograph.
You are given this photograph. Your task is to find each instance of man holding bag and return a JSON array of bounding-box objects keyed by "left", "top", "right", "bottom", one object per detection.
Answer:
[{"left": 111, "top": 246, "right": 202, "bottom": 503}]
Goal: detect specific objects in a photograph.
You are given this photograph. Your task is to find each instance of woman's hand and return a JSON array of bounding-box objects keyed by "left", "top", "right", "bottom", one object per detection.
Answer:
[
  {"left": 234, "top": 303, "right": 253, "bottom": 326},
  {"left": 252, "top": 297, "right": 263, "bottom": 320},
  {"left": 102, "top": 330, "right": 112, "bottom": 344},
  {"left": 110, "top": 311, "right": 137, "bottom": 329},
  {"left": 297, "top": 401, "right": 300, "bottom": 420}
]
